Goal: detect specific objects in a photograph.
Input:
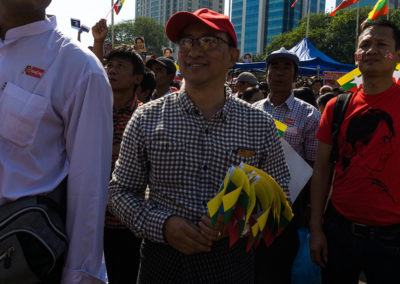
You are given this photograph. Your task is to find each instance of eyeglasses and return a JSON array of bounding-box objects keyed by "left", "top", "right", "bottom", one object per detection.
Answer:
[{"left": 177, "top": 35, "right": 233, "bottom": 52}]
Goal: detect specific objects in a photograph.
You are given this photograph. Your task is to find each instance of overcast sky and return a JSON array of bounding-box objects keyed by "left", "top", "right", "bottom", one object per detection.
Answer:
[{"left": 47, "top": 0, "right": 336, "bottom": 48}]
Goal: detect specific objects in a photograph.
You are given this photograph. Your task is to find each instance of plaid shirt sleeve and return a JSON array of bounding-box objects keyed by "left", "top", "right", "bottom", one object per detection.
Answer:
[
  {"left": 303, "top": 107, "right": 321, "bottom": 162},
  {"left": 108, "top": 109, "right": 172, "bottom": 243}
]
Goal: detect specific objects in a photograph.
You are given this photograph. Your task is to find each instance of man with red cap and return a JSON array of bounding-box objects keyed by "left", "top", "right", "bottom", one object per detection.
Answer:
[{"left": 108, "top": 8, "right": 290, "bottom": 283}]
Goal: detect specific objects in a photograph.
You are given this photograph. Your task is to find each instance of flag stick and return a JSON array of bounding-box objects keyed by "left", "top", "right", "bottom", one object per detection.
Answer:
[
  {"left": 355, "top": 1, "right": 359, "bottom": 48},
  {"left": 104, "top": 5, "right": 114, "bottom": 19},
  {"left": 111, "top": 0, "right": 115, "bottom": 48}
]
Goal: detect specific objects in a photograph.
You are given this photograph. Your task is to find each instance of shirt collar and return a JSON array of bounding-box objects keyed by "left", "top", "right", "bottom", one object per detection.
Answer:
[
  {"left": 150, "top": 88, "right": 174, "bottom": 101},
  {"left": 114, "top": 96, "right": 137, "bottom": 114},
  {"left": 0, "top": 16, "right": 57, "bottom": 46},
  {"left": 265, "top": 93, "right": 295, "bottom": 110},
  {"left": 178, "top": 86, "right": 233, "bottom": 121}
]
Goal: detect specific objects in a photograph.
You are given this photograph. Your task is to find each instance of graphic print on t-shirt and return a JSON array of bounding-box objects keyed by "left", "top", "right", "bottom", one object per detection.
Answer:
[{"left": 339, "top": 108, "right": 396, "bottom": 204}]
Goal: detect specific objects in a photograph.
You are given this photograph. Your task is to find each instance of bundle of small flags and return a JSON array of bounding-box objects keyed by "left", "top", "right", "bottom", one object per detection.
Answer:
[{"left": 207, "top": 162, "right": 293, "bottom": 251}]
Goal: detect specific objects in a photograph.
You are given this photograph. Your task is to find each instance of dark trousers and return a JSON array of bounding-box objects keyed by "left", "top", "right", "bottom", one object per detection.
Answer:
[
  {"left": 104, "top": 227, "right": 142, "bottom": 284},
  {"left": 137, "top": 237, "right": 254, "bottom": 284},
  {"left": 322, "top": 203, "right": 400, "bottom": 284},
  {"left": 255, "top": 186, "right": 309, "bottom": 284}
]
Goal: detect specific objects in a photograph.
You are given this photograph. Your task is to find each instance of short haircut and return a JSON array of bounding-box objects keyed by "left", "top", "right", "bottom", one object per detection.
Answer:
[
  {"left": 293, "top": 87, "right": 317, "bottom": 107},
  {"left": 316, "top": 92, "right": 336, "bottom": 108},
  {"left": 359, "top": 19, "right": 400, "bottom": 50},
  {"left": 135, "top": 37, "right": 144, "bottom": 44},
  {"left": 107, "top": 45, "right": 145, "bottom": 75},
  {"left": 163, "top": 47, "right": 173, "bottom": 53},
  {"left": 241, "top": 87, "right": 264, "bottom": 102},
  {"left": 141, "top": 70, "right": 156, "bottom": 94}
]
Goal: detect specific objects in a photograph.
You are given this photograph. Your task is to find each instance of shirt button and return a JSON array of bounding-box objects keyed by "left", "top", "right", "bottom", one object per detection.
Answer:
[
  {"left": 203, "top": 165, "right": 208, "bottom": 171},
  {"left": 205, "top": 129, "right": 209, "bottom": 134}
]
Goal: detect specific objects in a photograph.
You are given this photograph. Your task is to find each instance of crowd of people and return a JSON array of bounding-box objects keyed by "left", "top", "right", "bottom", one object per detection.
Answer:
[{"left": 1, "top": 1, "right": 399, "bottom": 284}]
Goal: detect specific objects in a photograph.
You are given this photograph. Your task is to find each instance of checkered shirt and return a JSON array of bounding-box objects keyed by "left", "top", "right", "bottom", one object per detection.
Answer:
[
  {"left": 108, "top": 87, "right": 290, "bottom": 243},
  {"left": 254, "top": 94, "right": 321, "bottom": 161}
]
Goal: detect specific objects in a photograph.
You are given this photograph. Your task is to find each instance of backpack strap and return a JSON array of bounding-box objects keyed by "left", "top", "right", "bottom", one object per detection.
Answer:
[{"left": 329, "top": 92, "right": 353, "bottom": 164}]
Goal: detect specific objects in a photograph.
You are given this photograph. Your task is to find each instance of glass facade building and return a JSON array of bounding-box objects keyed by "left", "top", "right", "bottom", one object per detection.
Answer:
[
  {"left": 334, "top": 0, "right": 399, "bottom": 10},
  {"left": 231, "top": 0, "right": 326, "bottom": 55},
  {"left": 136, "top": 0, "right": 224, "bottom": 25}
]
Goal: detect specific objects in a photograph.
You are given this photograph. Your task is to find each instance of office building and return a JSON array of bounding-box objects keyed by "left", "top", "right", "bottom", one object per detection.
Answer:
[
  {"left": 136, "top": 0, "right": 224, "bottom": 25},
  {"left": 334, "top": 0, "right": 398, "bottom": 10},
  {"left": 231, "top": 0, "right": 326, "bottom": 55}
]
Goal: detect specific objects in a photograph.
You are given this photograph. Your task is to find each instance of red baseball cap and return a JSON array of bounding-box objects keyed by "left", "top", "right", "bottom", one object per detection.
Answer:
[{"left": 165, "top": 8, "right": 238, "bottom": 48}]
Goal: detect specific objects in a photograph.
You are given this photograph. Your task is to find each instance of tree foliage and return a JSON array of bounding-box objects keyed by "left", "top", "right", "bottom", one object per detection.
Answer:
[
  {"left": 265, "top": 7, "right": 400, "bottom": 65},
  {"left": 105, "top": 17, "right": 169, "bottom": 56}
]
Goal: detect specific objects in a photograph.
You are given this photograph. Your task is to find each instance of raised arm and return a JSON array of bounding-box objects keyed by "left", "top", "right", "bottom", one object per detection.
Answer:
[{"left": 91, "top": 19, "right": 108, "bottom": 62}]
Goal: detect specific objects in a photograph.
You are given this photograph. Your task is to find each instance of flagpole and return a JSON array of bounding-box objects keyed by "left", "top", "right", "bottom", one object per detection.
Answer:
[
  {"left": 306, "top": 0, "right": 311, "bottom": 38},
  {"left": 387, "top": 5, "right": 389, "bottom": 20},
  {"left": 111, "top": 0, "right": 115, "bottom": 48},
  {"left": 355, "top": 1, "right": 359, "bottom": 47}
]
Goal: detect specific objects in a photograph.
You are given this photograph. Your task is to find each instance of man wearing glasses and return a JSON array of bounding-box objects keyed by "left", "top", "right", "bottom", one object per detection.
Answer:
[{"left": 108, "top": 8, "right": 290, "bottom": 283}]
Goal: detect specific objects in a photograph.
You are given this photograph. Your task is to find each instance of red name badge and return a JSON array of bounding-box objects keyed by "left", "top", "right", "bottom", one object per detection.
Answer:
[
  {"left": 284, "top": 118, "right": 294, "bottom": 125},
  {"left": 23, "top": 65, "right": 45, "bottom": 79}
]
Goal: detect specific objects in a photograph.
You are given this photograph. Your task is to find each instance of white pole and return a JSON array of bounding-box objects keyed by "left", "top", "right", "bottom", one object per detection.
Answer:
[{"left": 306, "top": 0, "right": 311, "bottom": 38}]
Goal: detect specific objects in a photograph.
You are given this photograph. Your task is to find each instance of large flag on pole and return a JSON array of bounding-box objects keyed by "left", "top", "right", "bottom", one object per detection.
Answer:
[
  {"left": 330, "top": 0, "right": 359, "bottom": 16},
  {"left": 361, "top": 0, "right": 388, "bottom": 25},
  {"left": 113, "top": 0, "right": 125, "bottom": 15}
]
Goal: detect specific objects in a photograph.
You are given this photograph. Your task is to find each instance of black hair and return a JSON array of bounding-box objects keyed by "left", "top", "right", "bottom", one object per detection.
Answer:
[
  {"left": 241, "top": 87, "right": 265, "bottom": 103},
  {"left": 163, "top": 47, "right": 173, "bottom": 53},
  {"left": 134, "top": 37, "right": 144, "bottom": 44},
  {"left": 312, "top": 79, "right": 323, "bottom": 86},
  {"left": 259, "top": 81, "right": 269, "bottom": 94},
  {"left": 360, "top": 19, "right": 400, "bottom": 50},
  {"left": 316, "top": 92, "right": 336, "bottom": 108},
  {"left": 342, "top": 108, "right": 394, "bottom": 169},
  {"left": 141, "top": 70, "right": 156, "bottom": 93},
  {"left": 139, "top": 70, "right": 156, "bottom": 103},
  {"left": 107, "top": 45, "right": 145, "bottom": 75},
  {"left": 293, "top": 87, "right": 317, "bottom": 107}
]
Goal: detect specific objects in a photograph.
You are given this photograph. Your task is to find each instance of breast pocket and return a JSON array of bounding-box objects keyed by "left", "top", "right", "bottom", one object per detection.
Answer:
[
  {"left": 228, "top": 149, "right": 260, "bottom": 169},
  {"left": 0, "top": 82, "right": 49, "bottom": 147},
  {"left": 148, "top": 141, "right": 186, "bottom": 185}
]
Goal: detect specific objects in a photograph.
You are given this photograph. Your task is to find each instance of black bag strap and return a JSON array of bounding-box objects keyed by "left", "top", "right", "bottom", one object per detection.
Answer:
[
  {"left": 37, "top": 177, "right": 68, "bottom": 223},
  {"left": 329, "top": 92, "right": 353, "bottom": 164}
]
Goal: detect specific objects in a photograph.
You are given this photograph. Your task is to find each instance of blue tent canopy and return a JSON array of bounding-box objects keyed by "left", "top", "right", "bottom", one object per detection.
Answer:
[
  {"left": 233, "top": 38, "right": 355, "bottom": 76},
  {"left": 233, "top": 62, "right": 266, "bottom": 73},
  {"left": 289, "top": 38, "right": 356, "bottom": 76}
]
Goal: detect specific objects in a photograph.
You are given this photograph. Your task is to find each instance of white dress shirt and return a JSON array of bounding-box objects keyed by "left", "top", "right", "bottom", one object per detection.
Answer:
[{"left": 0, "top": 17, "right": 113, "bottom": 284}]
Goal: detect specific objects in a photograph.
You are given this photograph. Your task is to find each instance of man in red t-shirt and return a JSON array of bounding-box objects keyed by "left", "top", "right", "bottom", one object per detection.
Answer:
[{"left": 310, "top": 19, "right": 400, "bottom": 284}]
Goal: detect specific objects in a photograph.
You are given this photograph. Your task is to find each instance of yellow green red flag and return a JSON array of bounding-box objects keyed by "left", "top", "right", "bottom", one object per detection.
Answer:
[
  {"left": 361, "top": 0, "right": 388, "bottom": 25},
  {"left": 337, "top": 67, "right": 362, "bottom": 92},
  {"left": 113, "top": 0, "right": 125, "bottom": 15},
  {"left": 337, "top": 64, "right": 400, "bottom": 92},
  {"left": 274, "top": 120, "right": 287, "bottom": 137}
]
